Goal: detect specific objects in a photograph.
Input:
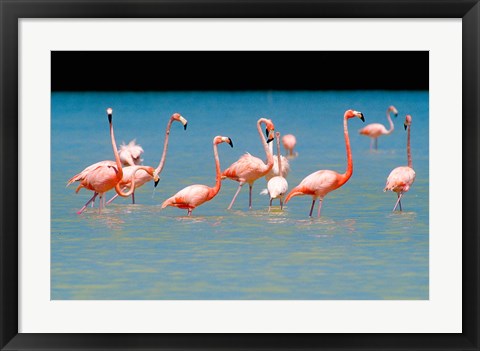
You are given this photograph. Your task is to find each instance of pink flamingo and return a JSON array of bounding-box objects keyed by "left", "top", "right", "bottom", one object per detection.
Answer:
[
  {"left": 262, "top": 132, "right": 288, "bottom": 211},
  {"left": 118, "top": 139, "right": 144, "bottom": 166},
  {"left": 359, "top": 105, "right": 398, "bottom": 150},
  {"left": 284, "top": 110, "right": 365, "bottom": 217},
  {"left": 67, "top": 108, "right": 158, "bottom": 214},
  {"left": 222, "top": 118, "right": 275, "bottom": 210},
  {"left": 384, "top": 114, "right": 416, "bottom": 211},
  {"left": 282, "top": 134, "right": 297, "bottom": 158},
  {"left": 161, "top": 136, "right": 233, "bottom": 216},
  {"left": 106, "top": 113, "right": 188, "bottom": 205}
]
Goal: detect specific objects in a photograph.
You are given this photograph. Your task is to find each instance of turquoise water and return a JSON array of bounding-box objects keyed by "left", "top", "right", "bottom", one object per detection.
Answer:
[{"left": 51, "top": 91, "right": 429, "bottom": 300}]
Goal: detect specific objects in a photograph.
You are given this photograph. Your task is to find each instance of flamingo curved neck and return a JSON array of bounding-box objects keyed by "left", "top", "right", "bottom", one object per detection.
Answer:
[
  {"left": 115, "top": 166, "right": 149, "bottom": 197},
  {"left": 386, "top": 108, "right": 394, "bottom": 134},
  {"left": 340, "top": 116, "right": 353, "bottom": 187},
  {"left": 407, "top": 125, "right": 412, "bottom": 168},
  {"left": 155, "top": 117, "right": 175, "bottom": 176},
  {"left": 110, "top": 120, "right": 123, "bottom": 181},
  {"left": 257, "top": 118, "right": 273, "bottom": 170},
  {"left": 209, "top": 142, "right": 222, "bottom": 199}
]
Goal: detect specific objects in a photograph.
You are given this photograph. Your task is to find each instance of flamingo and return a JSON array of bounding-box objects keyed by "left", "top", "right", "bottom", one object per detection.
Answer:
[
  {"left": 221, "top": 118, "right": 275, "bottom": 210},
  {"left": 118, "top": 139, "right": 144, "bottom": 166},
  {"left": 67, "top": 108, "right": 158, "bottom": 214},
  {"left": 264, "top": 132, "right": 290, "bottom": 182},
  {"left": 384, "top": 114, "right": 416, "bottom": 211},
  {"left": 282, "top": 134, "right": 297, "bottom": 158},
  {"left": 161, "top": 136, "right": 234, "bottom": 216},
  {"left": 261, "top": 132, "right": 288, "bottom": 211},
  {"left": 106, "top": 113, "right": 188, "bottom": 205},
  {"left": 359, "top": 105, "right": 398, "bottom": 150},
  {"left": 284, "top": 110, "right": 365, "bottom": 217}
]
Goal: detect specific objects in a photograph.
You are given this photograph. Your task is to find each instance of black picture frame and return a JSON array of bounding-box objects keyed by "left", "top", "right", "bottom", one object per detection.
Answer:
[{"left": 1, "top": 0, "right": 478, "bottom": 350}]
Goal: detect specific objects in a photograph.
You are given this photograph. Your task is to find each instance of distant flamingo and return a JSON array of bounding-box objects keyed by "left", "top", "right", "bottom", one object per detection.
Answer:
[
  {"left": 282, "top": 134, "right": 297, "bottom": 158},
  {"left": 161, "top": 136, "right": 233, "bottom": 216},
  {"left": 359, "top": 105, "right": 398, "bottom": 150},
  {"left": 106, "top": 113, "right": 188, "bottom": 205},
  {"left": 118, "top": 139, "right": 144, "bottom": 166},
  {"left": 384, "top": 114, "right": 416, "bottom": 211},
  {"left": 264, "top": 132, "right": 290, "bottom": 182},
  {"left": 222, "top": 118, "right": 275, "bottom": 210},
  {"left": 261, "top": 132, "right": 288, "bottom": 211},
  {"left": 284, "top": 110, "right": 365, "bottom": 217},
  {"left": 67, "top": 108, "right": 158, "bottom": 214}
]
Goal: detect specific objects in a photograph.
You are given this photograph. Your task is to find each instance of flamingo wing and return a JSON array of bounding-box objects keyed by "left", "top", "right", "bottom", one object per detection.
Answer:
[
  {"left": 384, "top": 166, "right": 416, "bottom": 192},
  {"left": 162, "top": 185, "right": 212, "bottom": 209},
  {"left": 359, "top": 123, "right": 388, "bottom": 137},
  {"left": 222, "top": 153, "right": 270, "bottom": 182}
]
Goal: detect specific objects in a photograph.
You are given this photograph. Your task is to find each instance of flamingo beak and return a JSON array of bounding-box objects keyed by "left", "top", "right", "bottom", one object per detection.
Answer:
[
  {"left": 266, "top": 129, "right": 274, "bottom": 143},
  {"left": 404, "top": 123, "right": 407, "bottom": 130},
  {"left": 179, "top": 116, "right": 188, "bottom": 130},
  {"left": 394, "top": 112, "right": 398, "bottom": 117},
  {"left": 154, "top": 179, "right": 160, "bottom": 187},
  {"left": 106, "top": 108, "right": 113, "bottom": 123},
  {"left": 359, "top": 113, "right": 365, "bottom": 122},
  {"left": 227, "top": 138, "right": 234, "bottom": 148}
]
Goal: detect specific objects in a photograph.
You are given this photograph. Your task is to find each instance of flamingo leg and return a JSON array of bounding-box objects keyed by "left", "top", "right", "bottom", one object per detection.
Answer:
[
  {"left": 132, "top": 192, "right": 135, "bottom": 204},
  {"left": 77, "top": 192, "right": 98, "bottom": 214},
  {"left": 228, "top": 183, "right": 244, "bottom": 210},
  {"left": 249, "top": 185, "right": 253, "bottom": 209},
  {"left": 187, "top": 209, "right": 192, "bottom": 216},
  {"left": 309, "top": 199, "right": 316, "bottom": 217},
  {"left": 393, "top": 193, "right": 403, "bottom": 211},
  {"left": 374, "top": 138, "right": 378, "bottom": 150},
  {"left": 106, "top": 193, "right": 119, "bottom": 205},
  {"left": 269, "top": 198, "right": 273, "bottom": 212},
  {"left": 280, "top": 198, "right": 283, "bottom": 210},
  {"left": 317, "top": 199, "right": 323, "bottom": 217},
  {"left": 98, "top": 194, "right": 104, "bottom": 213}
]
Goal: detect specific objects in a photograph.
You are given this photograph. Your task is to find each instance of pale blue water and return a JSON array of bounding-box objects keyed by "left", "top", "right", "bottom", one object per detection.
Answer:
[{"left": 51, "top": 91, "right": 428, "bottom": 300}]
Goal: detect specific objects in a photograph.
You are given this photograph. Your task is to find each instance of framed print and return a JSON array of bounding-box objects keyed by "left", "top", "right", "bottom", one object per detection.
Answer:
[{"left": 1, "top": 0, "right": 479, "bottom": 350}]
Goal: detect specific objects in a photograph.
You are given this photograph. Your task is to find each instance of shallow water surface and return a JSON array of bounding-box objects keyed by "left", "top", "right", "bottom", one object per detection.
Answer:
[{"left": 51, "top": 91, "right": 428, "bottom": 300}]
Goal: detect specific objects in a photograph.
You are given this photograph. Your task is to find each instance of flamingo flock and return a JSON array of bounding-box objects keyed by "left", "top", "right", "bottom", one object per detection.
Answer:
[{"left": 67, "top": 106, "right": 417, "bottom": 217}]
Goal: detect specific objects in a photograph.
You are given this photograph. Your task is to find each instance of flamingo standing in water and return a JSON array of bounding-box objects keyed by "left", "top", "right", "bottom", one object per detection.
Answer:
[
  {"left": 262, "top": 132, "right": 288, "bottom": 211},
  {"left": 384, "top": 114, "right": 416, "bottom": 211},
  {"left": 282, "top": 134, "right": 297, "bottom": 158},
  {"left": 161, "top": 136, "right": 233, "bottom": 216},
  {"left": 106, "top": 113, "right": 188, "bottom": 205},
  {"left": 222, "top": 118, "right": 275, "bottom": 210},
  {"left": 359, "top": 105, "right": 398, "bottom": 150},
  {"left": 118, "top": 139, "right": 144, "bottom": 166},
  {"left": 284, "top": 110, "right": 365, "bottom": 217},
  {"left": 67, "top": 108, "right": 158, "bottom": 214}
]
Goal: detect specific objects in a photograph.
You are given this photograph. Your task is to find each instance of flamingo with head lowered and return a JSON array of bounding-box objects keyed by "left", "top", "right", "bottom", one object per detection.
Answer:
[
  {"left": 285, "top": 110, "right": 365, "bottom": 217},
  {"left": 106, "top": 113, "right": 187, "bottom": 205},
  {"left": 161, "top": 136, "right": 233, "bottom": 216},
  {"left": 118, "top": 139, "right": 144, "bottom": 166},
  {"left": 221, "top": 118, "right": 275, "bottom": 210},
  {"left": 384, "top": 114, "right": 416, "bottom": 211},
  {"left": 67, "top": 108, "right": 158, "bottom": 214},
  {"left": 359, "top": 105, "right": 397, "bottom": 150}
]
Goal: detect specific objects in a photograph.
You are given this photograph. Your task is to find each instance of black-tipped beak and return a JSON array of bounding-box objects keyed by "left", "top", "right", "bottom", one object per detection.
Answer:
[
  {"left": 404, "top": 124, "right": 407, "bottom": 130},
  {"left": 267, "top": 136, "right": 274, "bottom": 143},
  {"left": 154, "top": 179, "right": 160, "bottom": 187},
  {"left": 228, "top": 138, "right": 233, "bottom": 148},
  {"left": 359, "top": 114, "right": 365, "bottom": 122},
  {"left": 108, "top": 113, "right": 112, "bottom": 123},
  {"left": 394, "top": 113, "right": 398, "bottom": 117},
  {"left": 184, "top": 123, "right": 187, "bottom": 131}
]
